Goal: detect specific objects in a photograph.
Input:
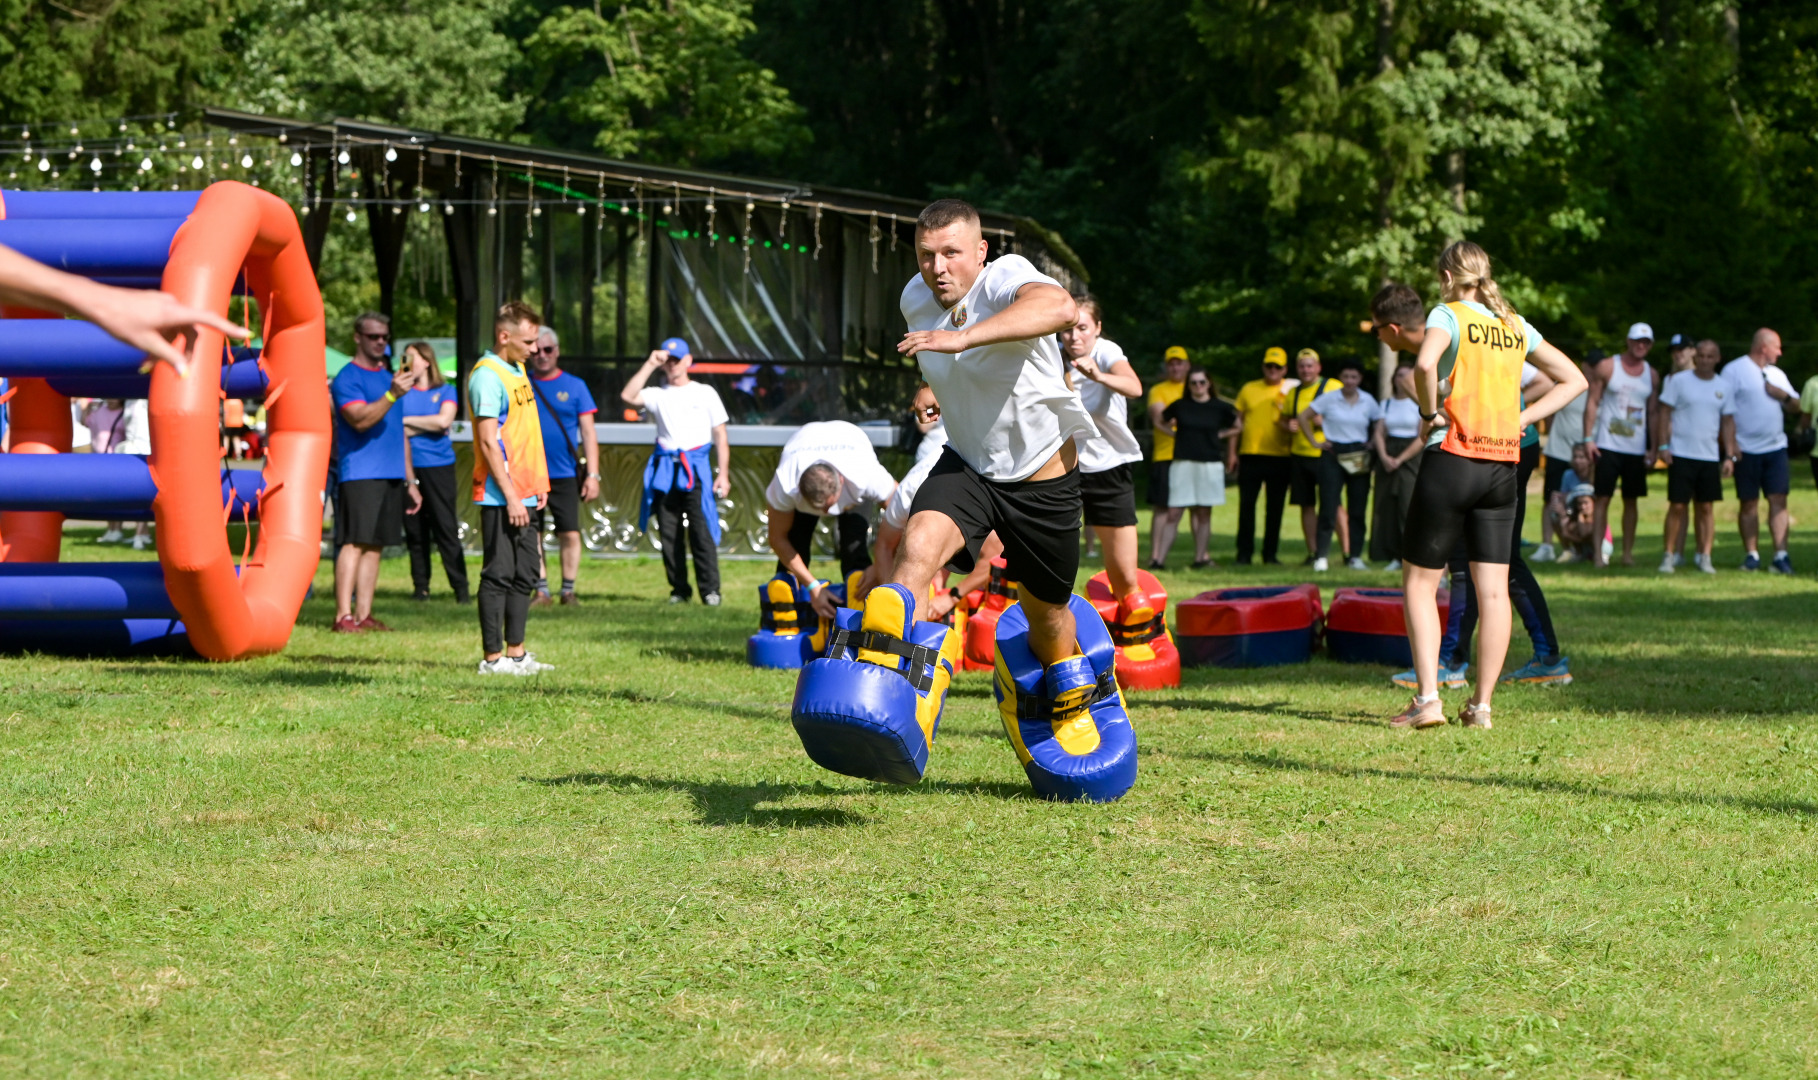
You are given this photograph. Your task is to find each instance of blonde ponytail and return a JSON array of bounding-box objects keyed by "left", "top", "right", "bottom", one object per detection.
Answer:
[{"left": 1436, "top": 241, "right": 1520, "bottom": 333}]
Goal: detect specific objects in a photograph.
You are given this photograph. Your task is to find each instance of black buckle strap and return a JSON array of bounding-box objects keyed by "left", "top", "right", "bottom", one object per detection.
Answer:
[
  {"left": 760, "top": 596, "right": 808, "bottom": 631},
  {"left": 825, "top": 626, "right": 942, "bottom": 693},
  {"left": 1109, "top": 613, "right": 1163, "bottom": 647},
  {"left": 1015, "top": 665, "right": 1117, "bottom": 724}
]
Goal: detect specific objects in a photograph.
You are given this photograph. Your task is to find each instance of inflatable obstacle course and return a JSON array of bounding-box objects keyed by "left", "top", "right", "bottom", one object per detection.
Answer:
[
  {"left": 0, "top": 184, "right": 329, "bottom": 659},
  {"left": 789, "top": 583, "right": 960, "bottom": 785},
  {"left": 1325, "top": 587, "right": 1449, "bottom": 666},
  {"left": 1176, "top": 584, "right": 1324, "bottom": 668},
  {"left": 961, "top": 557, "right": 1016, "bottom": 671},
  {"left": 994, "top": 592, "right": 1138, "bottom": 802},
  {"left": 1084, "top": 569, "right": 1180, "bottom": 690}
]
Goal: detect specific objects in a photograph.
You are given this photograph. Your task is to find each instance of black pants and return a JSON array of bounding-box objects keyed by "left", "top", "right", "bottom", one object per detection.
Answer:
[
  {"left": 1443, "top": 445, "right": 1562, "bottom": 664},
  {"left": 1370, "top": 435, "right": 1422, "bottom": 562},
  {"left": 1316, "top": 445, "right": 1371, "bottom": 559},
  {"left": 778, "top": 509, "right": 871, "bottom": 582},
  {"left": 479, "top": 504, "right": 539, "bottom": 655},
  {"left": 1235, "top": 454, "right": 1290, "bottom": 563},
  {"left": 403, "top": 464, "right": 469, "bottom": 599},
  {"left": 655, "top": 484, "right": 721, "bottom": 599}
]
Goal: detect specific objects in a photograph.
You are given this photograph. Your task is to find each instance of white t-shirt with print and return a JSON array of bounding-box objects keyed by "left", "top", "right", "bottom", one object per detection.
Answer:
[
  {"left": 1722, "top": 357, "right": 1796, "bottom": 455},
  {"left": 882, "top": 451, "right": 941, "bottom": 530},
  {"left": 1658, "top": 370, "right": 1734, "bottom": 462},
  {"left": 764, "top": 420, "right": 897, "bottom": 515},
  {"left": 642, "top": 381, "right": 729, "bottom": 451},
  {"left": 901, "top": 254, "right": 1098, "bottom": 482},
  {"left": 1309, "top": 388, "right": 1381, "bottom": 445},
  {"left": 1072, "top": 336, "right": 1144, "bottom": 473}
]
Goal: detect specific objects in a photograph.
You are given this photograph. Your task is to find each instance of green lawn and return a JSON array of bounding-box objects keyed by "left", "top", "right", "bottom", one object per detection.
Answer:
[{"left": 4, "top": 484, "right": 1818, "bottom": 1078}]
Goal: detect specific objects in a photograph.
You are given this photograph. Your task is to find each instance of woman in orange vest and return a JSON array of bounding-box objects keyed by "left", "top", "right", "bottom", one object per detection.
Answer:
[{"left": 1373, "top": 243, "right": 1585, "bottom": 730}]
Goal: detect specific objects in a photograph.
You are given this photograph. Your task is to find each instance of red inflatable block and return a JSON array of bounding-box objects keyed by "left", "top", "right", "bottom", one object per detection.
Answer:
[
  {"left": 1084, "top": 569, "right": 1180, "bottom": 690},
  {"left": 1325, "top": 587, "right": 1451, "bottom": 666},
  {"left": 1175, "top": 584, "right": 1323, "bottom": 667},
  {"left": 962, "top": 558, "right": 1017, "bottom": 671}
]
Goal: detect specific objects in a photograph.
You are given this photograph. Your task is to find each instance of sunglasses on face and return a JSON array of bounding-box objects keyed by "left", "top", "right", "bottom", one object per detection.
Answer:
[{"left": 360, "top": 331, "right": 391, "bottom": 341}]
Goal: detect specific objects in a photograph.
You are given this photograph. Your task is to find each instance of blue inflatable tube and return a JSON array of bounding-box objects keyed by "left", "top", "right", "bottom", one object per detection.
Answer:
[
  {"left": 0, "top": 189, "right": 202, "bottom": 218},
  {"left": 0, "top": 617, "right": 189, "bottom": 656},
  {"left": 0, "top": 562, "right": 177, "bottom": 619},
  {"left": 0, "top": 455, "right": 265, "bottom": 518},
  {"left": 790, "top": 585, "right": 960, "bottom": 785},
  {"left": 994, "top": 594, "right": 1139, "bottom": 803},
  {"left": 0, "top": 219, "right": 185, "bottom": 278}
]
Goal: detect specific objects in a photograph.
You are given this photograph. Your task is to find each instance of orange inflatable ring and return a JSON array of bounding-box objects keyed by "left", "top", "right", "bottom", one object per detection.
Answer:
[
  {"left": 154, "top": 183, "right": 330, "bottom": 659},
  {"left": 1085, "top": 569, "right": 1181, "bottom": 690}
]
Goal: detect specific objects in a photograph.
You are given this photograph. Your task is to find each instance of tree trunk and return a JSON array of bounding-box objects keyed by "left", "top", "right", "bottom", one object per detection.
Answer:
[
  {"left": 1376, "top": 0, "right": 1400, "bottom": 401},
  {"left": 1446, "top": 148, "right": 1466, "bottom": 217}
]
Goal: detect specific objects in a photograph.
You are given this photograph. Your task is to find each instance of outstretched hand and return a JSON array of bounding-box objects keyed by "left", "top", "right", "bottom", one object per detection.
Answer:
[
  {"left": 898, "top": 329, "right": 968, "bottom": 356},
  {"left": 79, "top": 284, "right": 249, "bottom": 379}
]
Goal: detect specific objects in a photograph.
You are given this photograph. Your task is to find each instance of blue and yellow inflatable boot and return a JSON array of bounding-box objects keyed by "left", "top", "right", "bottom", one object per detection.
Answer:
[
  {"left": 747, "top": 571, "right": 861, "bottom": 669},
  {"left": 790, "top": 583, "right": 961, "bottom": 785},
  {"left": 993, "top": 593, "right": 1139, "bottom": 802}
]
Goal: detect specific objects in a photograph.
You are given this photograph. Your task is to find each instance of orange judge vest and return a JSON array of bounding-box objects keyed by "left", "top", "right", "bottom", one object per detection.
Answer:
[
  {"left": 470, "top": 352, "right": 551, "bottom": 503},
  {"left": 1438, "top": 302, "right": 1526, "bottom": 463}
]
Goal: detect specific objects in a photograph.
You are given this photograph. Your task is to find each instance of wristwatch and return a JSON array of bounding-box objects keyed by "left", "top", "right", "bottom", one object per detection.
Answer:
[
  {"left": 948, "top": 586, "right": 963, "bottom": 601},
  {"left": 587, "top": 471, "right": 601, "bottom": 480}
]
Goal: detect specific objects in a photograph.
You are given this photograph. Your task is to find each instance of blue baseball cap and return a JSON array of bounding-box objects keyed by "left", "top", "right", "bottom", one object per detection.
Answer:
[{"left": 660, "top": 337, "right": 692, "bottom": 358}]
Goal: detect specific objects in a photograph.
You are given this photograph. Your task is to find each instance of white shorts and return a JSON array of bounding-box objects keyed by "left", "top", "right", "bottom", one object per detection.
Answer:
[{"left": 1168, "top": 459, "right": 1226, "bottom": 508}]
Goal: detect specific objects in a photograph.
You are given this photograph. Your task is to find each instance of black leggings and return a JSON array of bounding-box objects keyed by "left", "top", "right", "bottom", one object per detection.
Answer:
[
  {"left": 403, "top": 464, "right": 469, "bottom": 598},
  {"left": 478, "top": 505, "right": 539, "bottom": 654},
  {"left": 1402, "top": 447, "right": 1519, "bottom": 569},
  {"left": 1316, "top": 444, "right": 1370, "bottom": 559}
]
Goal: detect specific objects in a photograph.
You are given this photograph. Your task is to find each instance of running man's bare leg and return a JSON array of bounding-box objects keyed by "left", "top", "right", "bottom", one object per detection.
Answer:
[
  {"left": 891, "top": 510, "right": 968, "bottom": 598},
  {"left": 1095, "top": 524, "right": 1141, "bottom": 600},
  {"left": 1402, "top": 562, "right": 1446, "bottom": 698},
  {"left": 1020, "top": 591, "right": 1079, "bottom": 669},
  {"left": 1467, "top": 561, "right": 1512, "bottom": 706}
]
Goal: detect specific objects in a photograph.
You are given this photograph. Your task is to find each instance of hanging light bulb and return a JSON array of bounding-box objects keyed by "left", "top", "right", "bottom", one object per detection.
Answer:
[
  {"left": 443, "top": 203, "right": 454, "bottom": 216},
  {"left": 89, "top": 156, "right": 102, "bottom": 174},
  {"left": 191, "top": 155, "right": 204, "bottom": 169},
  {"left": 68, "top": 125, "right": 78, "bottom": 136},
  {"left": 418, "top": 200, "right": 430, "bottom": 213},
  {"left": 228, "top": 135, "right": 237, "bottom": 146},
  {"left": 290, "top": 151, "right": 303, "bottom": 167},
  {"left": 488, "top": 205, "right": 497, "bottom": 216},
  {"left": 345, "top": 208, "right": 357, "bottom": 223},
  {"left": 176, "top": 137, "right": 186, "bottom": 149},
  {"left": 240, "top": 153, "right": 253, "bottom": 168},
  {"left": 118, "top": 121, "right": 127, "bottom": 132},
  {"left": 278, "top": 131, "right": 288, "bottom": 143},
  {"left": 300, "top": 205, "right": 310, "bottom": 217},
  {"left": 577, "top": 205, "right": 586, "bottom": 217},
  {"left": 140, "top": 157, "right": 152, "bottom": 171},
  {"left": 337, "top": 149, "right": 350, "bottom": 165},
  {"left": 384, "top": 146, "right": 397, "bottom": 162},
  {"left": 36, "top": 157, "right": 49, "bottom": 173}
]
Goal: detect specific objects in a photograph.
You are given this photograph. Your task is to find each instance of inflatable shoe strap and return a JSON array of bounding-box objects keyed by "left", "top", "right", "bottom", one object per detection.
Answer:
[
  {"left": 824, "top": 625, "right": 945, "bottom": 692},
  {"left": 1013, "top": 663, "right": 1119, "bottom": 724},
  {"left": 1109, "top": 612, "right": 1165, "bottom": 647}
]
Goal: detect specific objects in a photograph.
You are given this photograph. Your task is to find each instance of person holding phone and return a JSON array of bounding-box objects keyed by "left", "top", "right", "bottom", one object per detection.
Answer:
[{"left": 329, "top": 312, "right": 420, "bottom": 634}]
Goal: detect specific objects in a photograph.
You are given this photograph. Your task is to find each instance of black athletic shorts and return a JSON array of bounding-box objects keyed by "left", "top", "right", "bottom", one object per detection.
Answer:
[
  {"left": 1289, "top": 455, "right": 1321, "bottom": 507},
  {"left": 1666, "top": 457, "right": 1724, "bottom": 504},
  {"left": 1543, "top": 454, "right": 1572, "bottom": 498},
  {"left": 1735, "top": 449, "right": 1790, "bottom": 501},
  {"left": 540, "top": 474, "right": 583, "bottom": 534},
  {"left": 1401, "top": 448, "right": 1519, "bottom": 570},
  {"left": 911, "top": 446, "right": 1081, "bottom": 605},
  {"left": 1593, "top": 448, "right": 1649, "bottom": 499},
  {"left": 1080, "top": 463, "right": 1138, "bottom": 528},
  {"left": 1147, "top": 459, "right": 1171, "bottom": 508},
  {"left": 337, "top": 477, "right": 404, "bottom": 548}
]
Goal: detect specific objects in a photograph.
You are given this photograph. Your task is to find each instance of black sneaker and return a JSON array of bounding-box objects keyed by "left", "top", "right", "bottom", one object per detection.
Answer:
[{"left": 412, "top": 590, "right": 431, "bottom": 602}]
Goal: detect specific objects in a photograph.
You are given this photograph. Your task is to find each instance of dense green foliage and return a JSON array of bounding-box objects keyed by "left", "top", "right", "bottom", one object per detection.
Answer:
[
  {"left": 5, "top": 497, "right": 1818, "bottom": 1076},
  {"left": 3, "top": 0, "right": 1815, "bottom": 378}
]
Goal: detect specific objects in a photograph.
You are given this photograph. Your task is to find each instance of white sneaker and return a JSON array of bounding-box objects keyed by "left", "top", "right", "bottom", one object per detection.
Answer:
[
  {"left": 131, "top": 534, "right": 151, "bottom": 551},
  {"left": 1530, "top": 542, "right": 1556, "bottom": 563},
  {"left": 97, "top": 529, "right": 124, "bottom": 544},
  {"left": 477, "top": 656, "right": 525, "bottom": 676},
  {"left": 1695, "top": 553, "right": 1716, "bottom": 574},
  {"left": 1658, "top": 555, "right": 1676, "bottom": 574},
  {"left": 1670, "top": 551, "right": 1684, "bottom": 567},
  {"left": 512, "top": 652, "right": 555, "bottom": 674},
  {"left": 1346, "top": 556, "right": 1369, "bottom": 571},
  {"left": 1384, "top": 559, "right": 1402, "bottom": 572},
  {"left": 1312, "top": 557, "right": 1330, "bottom": 573}
]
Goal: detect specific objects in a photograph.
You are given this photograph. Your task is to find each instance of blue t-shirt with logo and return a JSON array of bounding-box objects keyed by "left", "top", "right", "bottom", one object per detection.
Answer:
[
  {"left": 401, "top": 384, "right": 457, "bottom": 468},
  {"left": 531, "top": 370, "right": 598, "bottom": 479},
  {"left": 331, "top": 361, "right": 406, "bottom": 481}
]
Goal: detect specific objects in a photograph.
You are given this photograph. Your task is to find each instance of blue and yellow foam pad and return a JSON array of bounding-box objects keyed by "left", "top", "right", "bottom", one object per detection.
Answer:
[
  {"left": 790, "top": 584, "right": 960, "bottom": 785},
  {"left": 993, "top": 593, "right": 1139, "bottom": 802},
  {"left": 746, "top": 572, "right": 859, "bottom": 669}
]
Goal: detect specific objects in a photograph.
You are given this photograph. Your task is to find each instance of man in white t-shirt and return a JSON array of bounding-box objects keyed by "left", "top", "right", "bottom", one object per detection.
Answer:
[
  {"left": 766, "top": 420, "right": 898, "bottom": 614},
  {"left": 1656, "top": 339, "right": 1736, "bottom": 574},
  {"left": 1584, "top": 322, "right": 1660, "bottom": 567},
  {"left": 888, "top": 198, "right": 1092, "bottom": 674},
  {"left": 1722, "top": 327, "right": 1800, "bottom": 573},
  {"left": 622, "top": 337, "right": 732, "bottom": 605}
]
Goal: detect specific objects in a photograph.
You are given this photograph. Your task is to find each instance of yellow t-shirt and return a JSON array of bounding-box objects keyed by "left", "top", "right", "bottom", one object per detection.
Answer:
[
  {"left": 1234, "top": 379, "right": 1293, "bottom": 456},
  {"left": 1285, "top": 376, "right": 1341, "bottom": 457},
  {"left": 1147, "top": 379, "right": 1187, "bottom": 461}
]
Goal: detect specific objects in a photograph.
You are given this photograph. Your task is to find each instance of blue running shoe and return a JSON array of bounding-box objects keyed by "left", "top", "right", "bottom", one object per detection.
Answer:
[
  {"left": 1501, "top": 655, "right": 1572, "bottom": 686},
  {"left": 1391, "top": 661, "right": 1469, "bottom": 690},
  {"left": 1771, "top": 553, "right": 1794, "bottom": 576},
  {"left": 1742, "top": 552, "right": 1761, "bottom": 571}
]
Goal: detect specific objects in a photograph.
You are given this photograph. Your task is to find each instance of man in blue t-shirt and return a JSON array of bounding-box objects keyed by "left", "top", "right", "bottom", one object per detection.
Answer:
[
  {"left": 329, "top": 312, "right": 420, "bottom": 634},
  {"left": 528, "top": 327, "right": 600, "bottom": 605}
]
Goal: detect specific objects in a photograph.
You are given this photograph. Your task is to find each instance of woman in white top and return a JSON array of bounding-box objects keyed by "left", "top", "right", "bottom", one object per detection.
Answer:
[
  {"left": 1297, "top": 359, "right": 1380, "bottom": 570},
  {"left": 1058, "top": 295, "right": 1151, "bottom": 620},
  {"left": 115, "top": 398, "right": 154, "bottom": 550},
  {"left": 1369, "top": 362, "right": 1423, "bottom": 568}
]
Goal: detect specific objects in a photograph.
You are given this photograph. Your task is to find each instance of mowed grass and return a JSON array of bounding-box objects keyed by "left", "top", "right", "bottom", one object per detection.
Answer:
[{"left": 4, "top": 482, "right": 1818, "bottom": 1078}]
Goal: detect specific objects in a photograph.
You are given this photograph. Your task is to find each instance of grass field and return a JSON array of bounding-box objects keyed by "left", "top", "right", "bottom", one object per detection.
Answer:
[{"left": 4, "top": 484, "right": 1818, "bottom": 1078}]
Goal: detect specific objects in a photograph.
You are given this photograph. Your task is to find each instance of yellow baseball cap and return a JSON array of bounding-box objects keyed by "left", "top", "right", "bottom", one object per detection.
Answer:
[
  {"left": 1262, "top": 346, "right": 1287, "bottom": 367},
  {"left": 1296, "top": 347, "right": 1320, "bottom": 363},
  {"left": 1163, "top": 345, "right": 1189, "bottom": 363}
]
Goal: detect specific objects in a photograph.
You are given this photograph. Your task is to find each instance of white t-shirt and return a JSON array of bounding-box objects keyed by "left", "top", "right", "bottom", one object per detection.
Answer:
[
  {"left": 1072, "top": 337, "right": 1144, "bottom": 473},
  {"left": 1594, "top": 360, "right": 1654, "bottom": 455},
  {"left": 1309, "top": 388, "right": 1380, "bottom": 445},
  {"left": 914, "top": 421, "right": 949, "bottom": 465},
  {"left": 117, "top": 399, "right": 151, "bottom": 456},
  {"left": 882, "top": 451, "right": 941, "bottom": 530},
  {"left": 1545, "top": 389, "right": 1588, "bottom": 461},
  {"left": 1658, "top": 370, "right": 1734, "bottom": 462},
  {"left": 900, "top": 254, "right": 1098, "bottom": 482},
  {"left": 764, "top": 420, "right": 897, "bottom": 515},
  {"left": 1381, "top": 396, "right": 1421, "bottom": 438},
  {"left": 1722, "top": 357, "right": 1796, "bottom": 455},
  {"left": 641, "top": 381, "right": 728, "bottom": 451}
]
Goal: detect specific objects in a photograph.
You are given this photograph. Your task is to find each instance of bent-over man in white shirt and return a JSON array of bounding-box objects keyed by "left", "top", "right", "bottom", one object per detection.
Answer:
[
  {"left": 891, "top": 198, "right": 1091, "bottom": 667},
  {"left": 766, "top": 420, "right": 898, "bottom": 611}
]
